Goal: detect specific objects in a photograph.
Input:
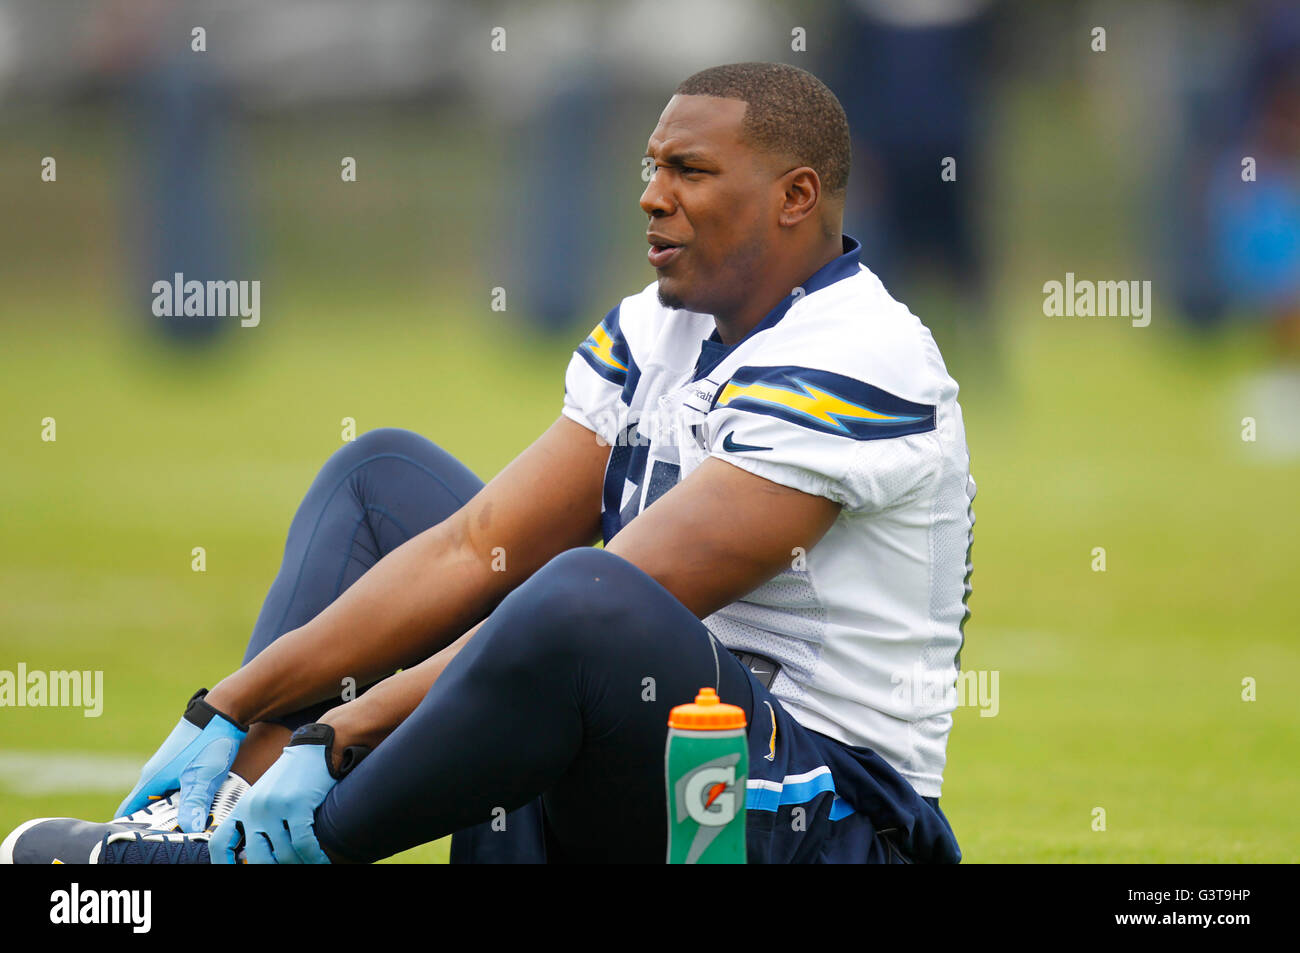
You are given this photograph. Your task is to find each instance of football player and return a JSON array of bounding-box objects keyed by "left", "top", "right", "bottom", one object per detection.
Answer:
[{"left": 3, "top": 61, "right": 973, "bottom": 865}]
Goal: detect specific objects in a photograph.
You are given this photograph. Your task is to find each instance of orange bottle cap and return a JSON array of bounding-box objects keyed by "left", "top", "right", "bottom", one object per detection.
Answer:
[{"left": 667, "top": 687, "right": 747, "bottom": 730}]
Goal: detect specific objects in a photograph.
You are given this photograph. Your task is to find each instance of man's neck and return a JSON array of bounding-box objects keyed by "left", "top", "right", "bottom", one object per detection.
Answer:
[{"left": 712, "top": 234, "right": 844, "bottom": 346}]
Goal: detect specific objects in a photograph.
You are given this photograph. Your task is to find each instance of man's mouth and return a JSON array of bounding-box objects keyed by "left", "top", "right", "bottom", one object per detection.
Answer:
[{"left": 647, "top": 236, "right": 684, "bottom": 269}]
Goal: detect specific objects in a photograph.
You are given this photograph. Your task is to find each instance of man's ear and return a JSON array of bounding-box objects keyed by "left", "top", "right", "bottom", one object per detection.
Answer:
[{"left": 778, "top": 167, "right": 821, "bottom": 227}]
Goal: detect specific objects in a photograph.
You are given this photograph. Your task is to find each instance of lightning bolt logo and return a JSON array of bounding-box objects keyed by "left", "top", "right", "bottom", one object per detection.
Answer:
[
  {"left": 580, "top": 322, "right": 628, "bottom": 374},
  {"left": 717, "top": 378, "right": 924, "bottom": 434}
]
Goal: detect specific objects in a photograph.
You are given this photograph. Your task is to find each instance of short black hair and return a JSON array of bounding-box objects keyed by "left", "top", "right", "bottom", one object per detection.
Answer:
[{"left": 674, "top": 62, "right": 851, "bottom": 197}]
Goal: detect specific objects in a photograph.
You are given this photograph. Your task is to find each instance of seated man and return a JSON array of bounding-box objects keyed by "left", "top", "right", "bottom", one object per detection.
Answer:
[{"left": 2, "top": 61, "right": 972, "bottom": 865}]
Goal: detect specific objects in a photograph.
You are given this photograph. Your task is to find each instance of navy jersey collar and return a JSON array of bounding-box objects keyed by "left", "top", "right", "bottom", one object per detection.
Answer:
[{"left": 693, "top": 234, "right": 863, "bottom": 381}]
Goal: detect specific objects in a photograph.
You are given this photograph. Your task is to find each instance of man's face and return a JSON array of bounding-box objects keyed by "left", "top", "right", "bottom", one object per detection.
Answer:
[{"left": 640, "top": 95, "right": 784, "bottom": 316}]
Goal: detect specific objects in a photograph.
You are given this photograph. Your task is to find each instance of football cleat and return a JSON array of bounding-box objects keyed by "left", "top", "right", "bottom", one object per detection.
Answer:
[
  {"left": 0, "top": 772, "right": 249, "bottom": 864},
  {"left": 1, "top": 818, "right": 142, "bottom": 864},
  {"left": 98, "top": 830, "right": 215, "bottom": 864}
]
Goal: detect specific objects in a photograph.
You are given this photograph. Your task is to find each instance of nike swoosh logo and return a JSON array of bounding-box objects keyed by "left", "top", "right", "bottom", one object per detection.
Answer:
[
  {"left": 750, "top": 668, "right": 770, "bottom": 677},
  {"left": 722, "top": 431, "right": 772, "bottom": 453}
]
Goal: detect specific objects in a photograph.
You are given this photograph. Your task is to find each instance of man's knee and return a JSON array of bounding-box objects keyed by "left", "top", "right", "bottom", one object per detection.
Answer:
[
  {"left": 329, "top": 428, "right": 435, "bottom": 468},
  {"left": 486, "top": 548, "right": 661, "bottom": 663},
  {"left": 318, "top": 428, "right": 482, "bottom": 503}
]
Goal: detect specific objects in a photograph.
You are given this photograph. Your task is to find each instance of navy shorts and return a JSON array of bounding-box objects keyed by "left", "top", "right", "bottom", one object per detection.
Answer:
[{"left": 739, "top": 664, "right": 960, "bottom": 864}]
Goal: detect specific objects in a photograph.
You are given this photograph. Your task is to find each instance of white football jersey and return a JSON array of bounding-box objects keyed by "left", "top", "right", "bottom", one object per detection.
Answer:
[{"left": 561, "top": 236, "right": 975, "bottom": 797}]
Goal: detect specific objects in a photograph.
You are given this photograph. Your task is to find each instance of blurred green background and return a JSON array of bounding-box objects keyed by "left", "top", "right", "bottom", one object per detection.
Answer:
[{"left": 1, "top": 1, "right": 1297, "bottom": 862}]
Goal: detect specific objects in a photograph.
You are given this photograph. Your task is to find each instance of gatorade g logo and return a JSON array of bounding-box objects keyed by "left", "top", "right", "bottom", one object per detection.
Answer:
[{"left": 675, "top": 753, "right": 742, "bottom": 863}]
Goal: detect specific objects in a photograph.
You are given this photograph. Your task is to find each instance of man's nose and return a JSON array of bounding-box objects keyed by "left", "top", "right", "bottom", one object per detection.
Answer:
[{"left": 639, "top": 170, "right": 674, "bottom": 217}]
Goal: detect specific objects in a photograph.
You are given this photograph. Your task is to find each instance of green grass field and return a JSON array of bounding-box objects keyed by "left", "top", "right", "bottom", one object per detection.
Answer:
[{"left": 1, "top": 286, "right": 1296, "bottom": 863}]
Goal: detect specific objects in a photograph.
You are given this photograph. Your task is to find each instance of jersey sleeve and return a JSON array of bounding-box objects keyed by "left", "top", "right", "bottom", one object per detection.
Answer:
[
  {"left": 562, "top": 304, "right": 634, "bottom": 446},
  {"left": 704, "top": 364, "right": 940, "bottom": 514}
]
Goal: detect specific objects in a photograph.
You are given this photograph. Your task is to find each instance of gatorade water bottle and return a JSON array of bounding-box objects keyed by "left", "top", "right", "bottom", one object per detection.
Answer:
[{"left": 665, "top": 687, "right": 748, "bottom": 864}]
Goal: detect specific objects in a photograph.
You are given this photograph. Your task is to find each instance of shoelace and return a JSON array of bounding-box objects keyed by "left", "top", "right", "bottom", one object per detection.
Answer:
[
  {"left": 123, "top": 777, "right": 249, "bottom": 832},
  {"left": 100, "top": 832, "right": 210, "bottom": 865},
  {"left": 134, "top": 796, "right": 167, "bottom": 819},
  {"left": 114, "top": 792, "right": 181, "bottom": 829}
]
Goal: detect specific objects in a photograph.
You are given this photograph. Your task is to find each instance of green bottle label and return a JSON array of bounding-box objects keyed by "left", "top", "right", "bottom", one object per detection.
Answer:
[{"left": 665, "top": 726, "right": 748, "bottom": 864}]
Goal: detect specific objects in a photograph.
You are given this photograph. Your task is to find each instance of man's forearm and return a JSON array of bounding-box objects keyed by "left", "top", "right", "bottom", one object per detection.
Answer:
[
  {"left": 203, "top": 416, "right": 608, "bottom": 727},
  {"left": 206, "top": 523, "right": 500, "bottom": 725}
]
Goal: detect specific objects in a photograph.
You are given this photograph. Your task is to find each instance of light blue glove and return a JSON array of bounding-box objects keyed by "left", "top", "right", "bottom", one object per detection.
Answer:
[
  {"left": 210, "top": 723, "right": 369, "bottom": 865},
  {"left": 117, "top": 688, "right": 248, "bottom": 832}
]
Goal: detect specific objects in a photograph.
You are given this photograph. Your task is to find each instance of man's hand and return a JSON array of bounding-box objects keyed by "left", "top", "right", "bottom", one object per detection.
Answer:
[
  {"left": 116, "top": 689, "right": 248, "bottom": 832},
  {"left": 209, "top": 723, "right": 369, "bottom": 864}
]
